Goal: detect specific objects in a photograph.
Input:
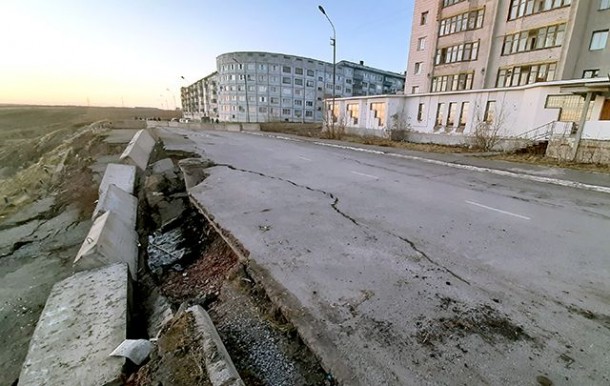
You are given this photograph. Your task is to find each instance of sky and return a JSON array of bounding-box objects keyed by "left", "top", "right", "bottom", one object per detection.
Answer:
[{"left": 0, "top": 0, "right": 414, "bottom": 109}]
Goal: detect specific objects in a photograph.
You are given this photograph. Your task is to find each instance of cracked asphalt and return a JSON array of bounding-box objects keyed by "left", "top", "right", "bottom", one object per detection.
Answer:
[{"left": 156, "top": 128, "right": 610, "bottom": 385}]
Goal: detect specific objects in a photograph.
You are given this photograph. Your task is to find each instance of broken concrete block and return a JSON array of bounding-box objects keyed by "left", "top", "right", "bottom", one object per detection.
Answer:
[
  {"left": 99, "top": 163, "right": 136, "bottom": 196},
  {"left": 74, "top": 211, "right": 139, "bottom": 280},
  {"left": 93, "top": 184, "right": 138, "bottom": 229},
  {"left": 119, "top": 129, "right": 156, "bottom": 171},
  {"left": 151, "top": 158, "right": 176, "bottom": 178},
  {"left": 110, "top": 339, "right": 154, "bottom": 365},
  {"left": 18, "top": 263, "right": 129, "bottom": 386},
  {"left": 187, "top": 305, "right": 245, "bottom": 386},
  {"left": 178, "top": 158, "right": 213, "bottom": 190}
]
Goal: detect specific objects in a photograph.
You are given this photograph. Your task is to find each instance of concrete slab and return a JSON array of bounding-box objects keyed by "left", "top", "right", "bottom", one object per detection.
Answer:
[
  {"left": 119, "top": 129, "right": 156, "bottom": 171},
  {"left": 92, "top": 183, "right": 138, "bottom": 229},
  {"left": 99, "top": 163, "right": 136, "bottom": 196},
  {"left": 226, "top": 124, "right": 241, "bottom": 132},
  {"left": 18, "top": 263, "right": 129, "bottom": 386},
  {"left": 74, "top": 211, "right": 139, "bottom": 280},
  {"left": 240, "top": 123, "right": 260, "bottom": 132},
  {"left": 151, "top": 158, "right": 177, "bottom": 179}
]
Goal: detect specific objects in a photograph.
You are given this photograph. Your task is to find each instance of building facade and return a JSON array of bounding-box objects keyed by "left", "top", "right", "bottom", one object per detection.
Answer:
[
  {"left": 406, "top": 0, "right": 610, "bottom": 94},
  {"left": 182, "top": 51, "right": 405, "bottom": 122}
]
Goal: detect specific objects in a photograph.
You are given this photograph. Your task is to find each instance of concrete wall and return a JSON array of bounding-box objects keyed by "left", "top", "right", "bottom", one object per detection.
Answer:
[
  {"left": 120, "top": 129, "right": 156, "bottom": 171},
  {"left": 547, "top": 137, "right": 610, "bottom": 164},
  {"left": 147, "top": 121, "right": 261, "bottom": 132}
]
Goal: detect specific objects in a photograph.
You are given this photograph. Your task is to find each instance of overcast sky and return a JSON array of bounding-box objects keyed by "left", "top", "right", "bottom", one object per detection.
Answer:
[{"left": 0, "top": 0, "right": 414, "bottom": 109}]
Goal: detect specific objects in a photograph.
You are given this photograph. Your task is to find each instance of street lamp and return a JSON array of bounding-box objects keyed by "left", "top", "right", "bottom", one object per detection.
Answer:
[
  {"left": 233, "top": 58, "right": 250, "bottom": 123},
  {"left": 318, "top": 5, "right": 336, "bottom": 130}
]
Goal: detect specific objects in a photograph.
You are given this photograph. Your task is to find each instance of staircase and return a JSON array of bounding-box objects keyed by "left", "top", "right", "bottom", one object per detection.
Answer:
[{"left": 511, "top": 121, "right": 574, "bottom": 154}]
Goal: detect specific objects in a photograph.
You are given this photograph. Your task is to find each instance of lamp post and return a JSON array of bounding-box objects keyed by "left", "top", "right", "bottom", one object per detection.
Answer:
[
  {"left": 233, "top": 58, "right": 250, "bottom": 123},
  {"left": 318, "top": 5, "right": 336, "bottom": 131}
]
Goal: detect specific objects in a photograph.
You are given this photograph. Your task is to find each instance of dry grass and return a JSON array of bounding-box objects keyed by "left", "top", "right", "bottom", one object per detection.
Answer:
[
  {"left": 487, "top": 153, "right": 610, "bottom": 173},
  {"left": 260, "top": 122, "right": 322, "bottom": 137},
  {"left": 342, "top": 135, "right": 473, "bottom": 154}
]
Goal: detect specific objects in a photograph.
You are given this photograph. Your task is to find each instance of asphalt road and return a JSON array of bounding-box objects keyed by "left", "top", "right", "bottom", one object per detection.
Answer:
[{"left": 159, "top": 128, "right": 610, "bottom": 385}]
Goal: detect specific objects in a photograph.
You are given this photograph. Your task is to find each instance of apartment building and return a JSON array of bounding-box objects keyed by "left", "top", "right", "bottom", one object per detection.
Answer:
[
  {"left": 181, "top": 51, "right": 405, "bottom": 123},
  {"left": 180, "top": 72, "right": 219, "bottom": 121},
  {"left": 406, "top": 0, "right": 610, "bottom": 93}
]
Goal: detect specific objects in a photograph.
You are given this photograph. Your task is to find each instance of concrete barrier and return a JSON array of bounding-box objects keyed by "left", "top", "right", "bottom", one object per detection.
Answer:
[
  {"left": 74, "top": 211, "right": 139, "bottom": 280},
  {"left": 240, "top": 123, "right": 261, "bottom": 132},
  {"left": 226, "top": 124, "right": 241, "bottom": 132},
  {"left": 18, "top": 263, "right": 129, "bottom": 386},
  {"left": 119, "top": 129, "right": 156, "bottom": 171},
  {"left": 93, "top": 184, "right": 138, "bottom": 229},
  {"left": 100, "top": 163, "right": 136, "bottom": 196}
]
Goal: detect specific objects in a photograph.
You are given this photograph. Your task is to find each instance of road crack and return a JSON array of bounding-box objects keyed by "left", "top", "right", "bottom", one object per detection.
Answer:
[
  {"left": 387, "top": 230, "right": 471, "bottom": 286},
  {"left": 216, "top": 164, "right": 360, "bottom": 226}
]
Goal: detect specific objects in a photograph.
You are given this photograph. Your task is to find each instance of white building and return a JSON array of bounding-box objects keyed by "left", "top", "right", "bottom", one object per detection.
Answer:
[{"left": 182, "top": 51, "right": 405, "bottom": 123}]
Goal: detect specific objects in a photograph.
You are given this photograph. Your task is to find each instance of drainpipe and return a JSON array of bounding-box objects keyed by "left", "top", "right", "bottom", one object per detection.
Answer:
[{"left": 570, "top": 91, "right": 593, "bottom": 162}]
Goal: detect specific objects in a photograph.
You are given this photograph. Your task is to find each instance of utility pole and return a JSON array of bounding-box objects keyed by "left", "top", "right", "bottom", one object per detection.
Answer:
[{"left": 318, "top": 5, "right": 336, "bottom": 133}]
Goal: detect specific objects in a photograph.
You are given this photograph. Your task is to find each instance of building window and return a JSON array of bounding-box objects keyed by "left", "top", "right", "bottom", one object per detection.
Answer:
[
  {"left": 590, "top": 30, "right": 609, "bottom": 50},
  {"left": 294, "top": 99, "right": 302, "bottom": 106},
  {"left": 305, "top": 110, "right": 313, "bottom": 117},
  {"left": 417, "top": 37, "right": 426, "bottom": 51},
  {"left": 370, "top": 102, "right": 386, "bottom": 126},
  {"left": 447, "top": 102, "right": 457, "bottom": 126},
  {"left": 305, "top": 100, "right": 314, "bottom": 107},
  {"left": 258, "top": 106, "right": 267, "bottom": 113},
  {"left": 282, "top": 77, "right": 291, "bottom": 84},
  {"left": 248, "top": 85, "right": 255, "bottom": 92},
  {"left": 270, "top": 97, "right": 279, "bottom": 104},
  {"left": 295, "top": 78, "right": 303, "bottom": 86},
  {"left": 431, "top": 72, "right": 474, "bottom": 92},
  {"left": 502, "top": 24, "right": 566, "bottom": 56},
  {"left": 345, "top": 88, "right": 352, "bottom": 93},
  {"left": 414, "top": 62, "right": 423, "bottom": 74},
  {"left": 306, "top": 80, "right": 314, "bottom": 87},
  {"left": 282, "top": 98, "right": 292, "bottom": 105},
  {"left": 496, "top": 62, "right": 557, "bottom": 87},
  {"left": 347, "top": 103, "right": 359, "bottom": 124},
  {"left": 295, "top": 109, "right": 302, "bottom": 118},
  {"left": 259, "top": 96, "right": 266, "bottom": 103},
  {"left": 546, "top": 95, "right": 595, "bottom": 121},
  {"left": 283, "top": 66, "right": 291, "bottom": 73},
  {"left": 258, "top": 85, "right": 267, "bottom": 92},
  {"left": 583, "top": 69, "right": 600, "bottom": 78},
  {"left": 508, "top": 0, "right": 572, "bottom": 21},
  {"left": 601, "top": 0, "right": 610, "bottom": 10},
  {"left": 435, "top": 41, "right": 480, "bottom": 65},
  {"left": 307, "top": 69, "right": 315, "bottom": 76},
  {"left": 412, "top": 86, "right": 420, "bottom": 94},
  {"left": 417, "top": 103, "right": 425, "bottom": 121},
  {"left": 282, "top": 108, "right": 291, "bottom": 115},
  {"left": 459, "top": 102, "right": 469, "bottom": 127},
  {"left": 484, "top": 101, "right": 496, "bottom": 123},
  {"left": 420, "top": 11, "right": 428, "bottom": 25},
  {"left": 435, "top": 103, "right": 445, "bottom": 127},
  {"left": 439, "top": 9, "right": 484, "bottom": 37},
  {"left": 443, "top": 0, "right": 466, "bottom": 7}
]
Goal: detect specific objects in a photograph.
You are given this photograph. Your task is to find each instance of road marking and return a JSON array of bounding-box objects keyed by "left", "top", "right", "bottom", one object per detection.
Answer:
[
  {"left": 298, "top": 156, "right": 312, "bottom": 161},
  {"left": 351, "top": 171, "right": 379, "bottom": 179},
  {"left": 465, "top": 200, "right": 531, "bottom": 220}
]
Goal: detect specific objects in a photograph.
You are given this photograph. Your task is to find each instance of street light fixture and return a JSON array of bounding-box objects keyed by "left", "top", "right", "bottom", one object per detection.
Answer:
[
  {"left": 233, "top": 58, "right": 250, "bottom": 123},
  {"left": 318, "top": 5, "right": 336, "bottom": 131}
]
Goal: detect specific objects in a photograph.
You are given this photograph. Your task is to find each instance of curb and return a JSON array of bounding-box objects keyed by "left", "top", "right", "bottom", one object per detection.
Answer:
[
  {"left": 247, "top": 132, "right": 610, "bottom": 195},
  {"left": 187, "top": 305, "right": 245, "bottom": 386}
]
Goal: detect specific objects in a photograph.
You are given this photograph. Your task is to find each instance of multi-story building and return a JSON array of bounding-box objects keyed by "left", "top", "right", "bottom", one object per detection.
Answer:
[
  {"left": 182, "top": 51, "right": 405, "bottom": 122},
  {"left": 406, "top": 0, "right": 610, "bottom": 94},
  {"left": 180, "top": 72, "right": 219, "bottom": 121}
]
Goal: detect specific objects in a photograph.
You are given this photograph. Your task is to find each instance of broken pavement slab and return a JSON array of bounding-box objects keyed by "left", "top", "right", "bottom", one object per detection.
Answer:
[
  {"left": 18, "top": 263, "right": 129, "bottom": 386},
  {"left": 119, "top": 129, "right": 156, "bottom": 171},
  {"left": 74, "top": 211, "right": 139, "bottom": 280},
  {"left": 93, "top": 183, "right": 138, "bottom": 229},
  {"left": 99, "top": 163, "right": 136, "bottom": 196}
]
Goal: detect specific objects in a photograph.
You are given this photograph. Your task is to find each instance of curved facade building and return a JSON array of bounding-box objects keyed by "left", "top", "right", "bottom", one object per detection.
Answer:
[{"left": 182, "top": 51, "right": 405, "bottom": 123}]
